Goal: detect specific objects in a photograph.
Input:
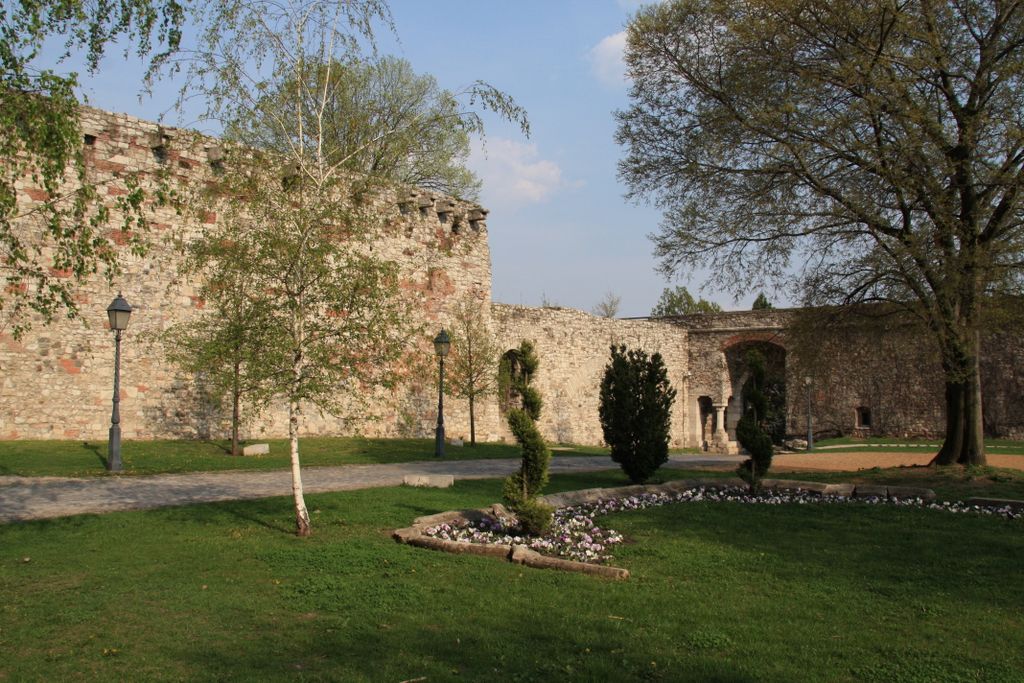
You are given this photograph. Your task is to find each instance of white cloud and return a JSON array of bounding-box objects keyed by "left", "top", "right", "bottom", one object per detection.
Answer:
[
  {"left": 588, "top": 31, "right": 628, "bottom": 88},
  {"left": 469, "top": 138, "right": 577, "bottom": 208}
]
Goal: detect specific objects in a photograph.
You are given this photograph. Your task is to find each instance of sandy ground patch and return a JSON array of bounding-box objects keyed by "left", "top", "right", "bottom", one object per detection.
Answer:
[{"left": 771, "top": 451, "right": 1024, "bottom": 472}]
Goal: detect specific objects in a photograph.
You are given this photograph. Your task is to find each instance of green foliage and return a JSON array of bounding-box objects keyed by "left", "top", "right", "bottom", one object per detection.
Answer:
[
  {"left": 650, "top": 286, "right": 721, "bottom": 317},
  {"left": 735, "top": 350, "right": 774, "bottom": 491},
  {"left": 237, "top": 56, "right": 486, "bottom": 199},
  {"left": 164, "top": 214, "right": 285, "bottom": 453},
  {"left": 501, "top": 340, "right": 552, "bottom": 534},
  {"left": 509, "top": 496, "right": 554, "bottom": 536},
  {"left": 445, "top": 301, "right": 499, "bottom": 445},
  {"left": 598, "top": 345, "right": 677, "bottom": 484},
  {"left": 186, "top": 3, "right": 527, "bottom": 199},
  {"left": 1, "top": 0, "right": 183, "bottom": 336},
  {"left": 752, "top": 293, "right": 773, "bottom": 310},
  {"left": 177, "top": 1, "right": 427, "bottom": 535}
]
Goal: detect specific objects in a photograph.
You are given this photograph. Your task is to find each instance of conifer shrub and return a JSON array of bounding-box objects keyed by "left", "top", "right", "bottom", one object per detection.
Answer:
[
  {"left": 598, "top": 345, "right": 677, "bottom": 484},
  {"left": 501, "top": 341, "right": 553, "bottom": 535},
  {"left": 735, "top": 349, "right": 775, "bottom": 491}
]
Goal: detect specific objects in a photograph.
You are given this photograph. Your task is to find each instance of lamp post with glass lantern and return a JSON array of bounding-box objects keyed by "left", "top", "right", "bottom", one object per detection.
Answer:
[
  {"left": 804, "top": 375, "right": 814, "bottom": 451},
  {"left": 106, "top": 293, "right": 132, "bottom": 472},
  {"left": 433, "top": 329, "right": 451, "bottom": 457}
]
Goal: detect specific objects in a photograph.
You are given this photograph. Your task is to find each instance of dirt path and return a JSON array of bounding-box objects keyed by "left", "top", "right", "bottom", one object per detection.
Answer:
[{"left": 771, "top": 451, "right": 1024, "bottom": 472}]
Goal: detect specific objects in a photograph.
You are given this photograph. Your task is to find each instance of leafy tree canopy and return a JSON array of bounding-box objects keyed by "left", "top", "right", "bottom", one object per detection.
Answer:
[
  {"left": 752, "top": 293, "right": 773, "bottom": 310},
  {"left": 233, "top": 56, "right": 487, "bottom": 199},
  {"left": 650, "top": 285, "right": 722, "bottom": 316},
  {"left": 618, "top": 0, "right": 1024, "bottom": 464}
]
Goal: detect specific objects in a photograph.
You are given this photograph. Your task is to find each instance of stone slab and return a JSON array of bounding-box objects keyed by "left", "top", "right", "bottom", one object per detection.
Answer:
[
  {"left": 822, "top": 483, "right": 855, "bottom": 497},
  {"left": 761, "top": 479, "right": 830, "bottom": 494},
  {"left": 853, "top": 484, "right": 889, "bottom": 498},
  {"left": 887, "top": 486, "right": 937, "bottom": 501},
  {"left": 242, "top": 443, "right": 269, "bottom": 456},
  {"left": 510, "top": 545, "right": 629, "bottom": 580},
  {"left": 403, "top": 474, "right": 454, "bottom": 488},
  {"left": 660, "top": 479, "right": 706, "bottom": 493}
]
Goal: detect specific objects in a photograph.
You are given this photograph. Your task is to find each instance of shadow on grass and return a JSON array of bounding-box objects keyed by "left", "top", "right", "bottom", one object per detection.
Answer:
[
  {"left": 81, "top": 441, "right": 106, "bottom": 469},
  {"left": 216, "top": 501, "right": 294, "bottom": 534},
  {"left": 609, "top": 500, "right": 1024, "bottom": 613},
  {"left": 163, "top": 597, "right": 761, "bottom": 682}
]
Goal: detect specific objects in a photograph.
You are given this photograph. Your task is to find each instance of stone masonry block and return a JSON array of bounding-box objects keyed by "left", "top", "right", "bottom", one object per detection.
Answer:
[{"left": 403, "top": 474, "right": 454, "bottom": 488}]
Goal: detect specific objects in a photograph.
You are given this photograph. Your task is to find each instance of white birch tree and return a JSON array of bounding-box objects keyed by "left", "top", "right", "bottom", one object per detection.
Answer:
[{"left": 174, "top": 0, "right": 527, "bottom": 535}]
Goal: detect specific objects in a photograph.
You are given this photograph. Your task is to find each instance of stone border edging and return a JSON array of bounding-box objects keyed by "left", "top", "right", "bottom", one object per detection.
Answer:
[{"left": 391, "top": 477, "right": 940, "bottom": 580}]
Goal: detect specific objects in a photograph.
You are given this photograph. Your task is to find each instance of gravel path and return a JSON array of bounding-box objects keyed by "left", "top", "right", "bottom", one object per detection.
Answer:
[{"left": 0, "top": 454, "right": 741, "bottom": 523}]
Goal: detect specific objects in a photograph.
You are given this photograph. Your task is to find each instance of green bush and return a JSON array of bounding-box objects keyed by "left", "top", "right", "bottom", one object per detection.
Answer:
[
  {"left": 502, "top": 340, "right": 552, "bottom": 534},
  {"left": 598, "top": 345, "right": 677, "bottom": 484},
  {"left": 506, "top": 494, "right": 553, "bottom": 536}
]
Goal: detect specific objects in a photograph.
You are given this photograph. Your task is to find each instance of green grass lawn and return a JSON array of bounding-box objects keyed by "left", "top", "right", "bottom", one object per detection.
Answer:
[
  {"left": 0, "top": 437, "right": 606, "bottom": 478},
  {"left": 2, "top": 471, "right": 1022, "bottom": 681},
  {"left": 814, "top": 436, "right": 1024, "bottom": 454}
]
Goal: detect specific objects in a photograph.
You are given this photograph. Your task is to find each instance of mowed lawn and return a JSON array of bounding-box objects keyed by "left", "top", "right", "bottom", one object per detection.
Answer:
[
  {"left": 2, "top": 471, "right": 1022, "bottom": 682},
  {"left": 0, "top": 437, "right": 605, "bottom": 478}
]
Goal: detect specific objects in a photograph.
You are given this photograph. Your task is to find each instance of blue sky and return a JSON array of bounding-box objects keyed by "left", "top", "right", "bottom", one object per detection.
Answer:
[{"left": 60, "top": 0, "right": 777, "bottom": 315}]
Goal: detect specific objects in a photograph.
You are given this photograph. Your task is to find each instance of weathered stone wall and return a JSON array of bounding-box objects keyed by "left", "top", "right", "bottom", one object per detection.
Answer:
[
  {"left": 488, "top": 305, "right": 690, "bottom": 447},
  {"left": 672, "top": 308, "right": 1024, "bottom": 443},
  {"left": 0, "top": 106, "right": 490, "bottom": 441},
  {"left": 4, "top": 106, "right": 1023, "bottom": 446}
]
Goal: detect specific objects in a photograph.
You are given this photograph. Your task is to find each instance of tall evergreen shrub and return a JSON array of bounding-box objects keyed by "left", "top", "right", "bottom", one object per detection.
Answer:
[
  {"left": 599, "top": 345, "right": 677, "bottom": 484},
  {"left": 736, "top": 349, "right": 774, "bottom": 491},
  {"left": 501, "top": 341, "right": 553, "bottom": 534}
]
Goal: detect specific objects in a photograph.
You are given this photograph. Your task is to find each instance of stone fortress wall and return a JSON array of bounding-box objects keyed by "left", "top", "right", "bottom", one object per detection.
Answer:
[
  {"left": 1, "top": 106, "right": 492, "bottom": 442},
  {"left": 487, "top": 304, "right": 690, "bottom": 447},
  {"left": 3, "top": 106, "right": 1024, "bottom": 448}
]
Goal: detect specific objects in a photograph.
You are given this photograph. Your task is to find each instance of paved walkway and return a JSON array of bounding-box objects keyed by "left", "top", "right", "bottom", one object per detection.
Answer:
[{"left": 0, "top": 454, "right": 742, "bottom": 523}]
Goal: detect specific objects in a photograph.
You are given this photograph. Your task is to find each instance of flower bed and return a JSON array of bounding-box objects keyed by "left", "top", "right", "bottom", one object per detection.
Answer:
[{"left": 422, "top": 486, "right": 1024, "bottom": 566}]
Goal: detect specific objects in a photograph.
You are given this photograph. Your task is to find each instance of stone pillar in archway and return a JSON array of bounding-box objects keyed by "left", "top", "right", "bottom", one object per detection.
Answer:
[{"left": 713, "top": 404, "right": 728, "bottom": 443}]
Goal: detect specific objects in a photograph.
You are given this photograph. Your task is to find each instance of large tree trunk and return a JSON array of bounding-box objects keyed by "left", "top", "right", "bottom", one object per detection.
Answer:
[
  {"left": 961, "top": 342, "right": 986, "bottom": 465},
  {"left": 469, "top": 394, "right": 476, "bottom": 446},
  {"left": 934, "top": 380, "right": 965, "bottom": 465},
  {"left": 932, "top": 331, "right": 987, "bottom": 466}
]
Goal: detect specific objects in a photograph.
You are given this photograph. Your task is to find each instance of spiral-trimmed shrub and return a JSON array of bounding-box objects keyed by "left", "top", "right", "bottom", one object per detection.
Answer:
[{"left": 502, "top": 340, "right": 552, "bottom": 535}]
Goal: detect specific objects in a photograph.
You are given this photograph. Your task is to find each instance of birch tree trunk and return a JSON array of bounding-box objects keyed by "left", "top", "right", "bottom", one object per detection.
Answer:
[
  {"left": 289, "top": 394, "right": 311, "bottom": 536},
  {"left": 290, "top": 304, "right": 311, "bottom": 536}
]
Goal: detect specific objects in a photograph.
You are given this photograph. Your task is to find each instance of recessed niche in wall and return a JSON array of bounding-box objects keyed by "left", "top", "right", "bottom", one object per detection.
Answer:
[{"left": 856, "top": 406, "right": 872, "bottom": 429}]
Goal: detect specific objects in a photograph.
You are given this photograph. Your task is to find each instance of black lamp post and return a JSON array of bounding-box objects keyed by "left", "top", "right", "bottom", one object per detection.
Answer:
[
  {"left": 433, "top": 329, "right": 451, "bottom": 457},
  {"left": 106, "top": 293, "right": 132, "bottom": 472},
  {"left": 804, "top": 375, "right": 814, "bottom": 451}
]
